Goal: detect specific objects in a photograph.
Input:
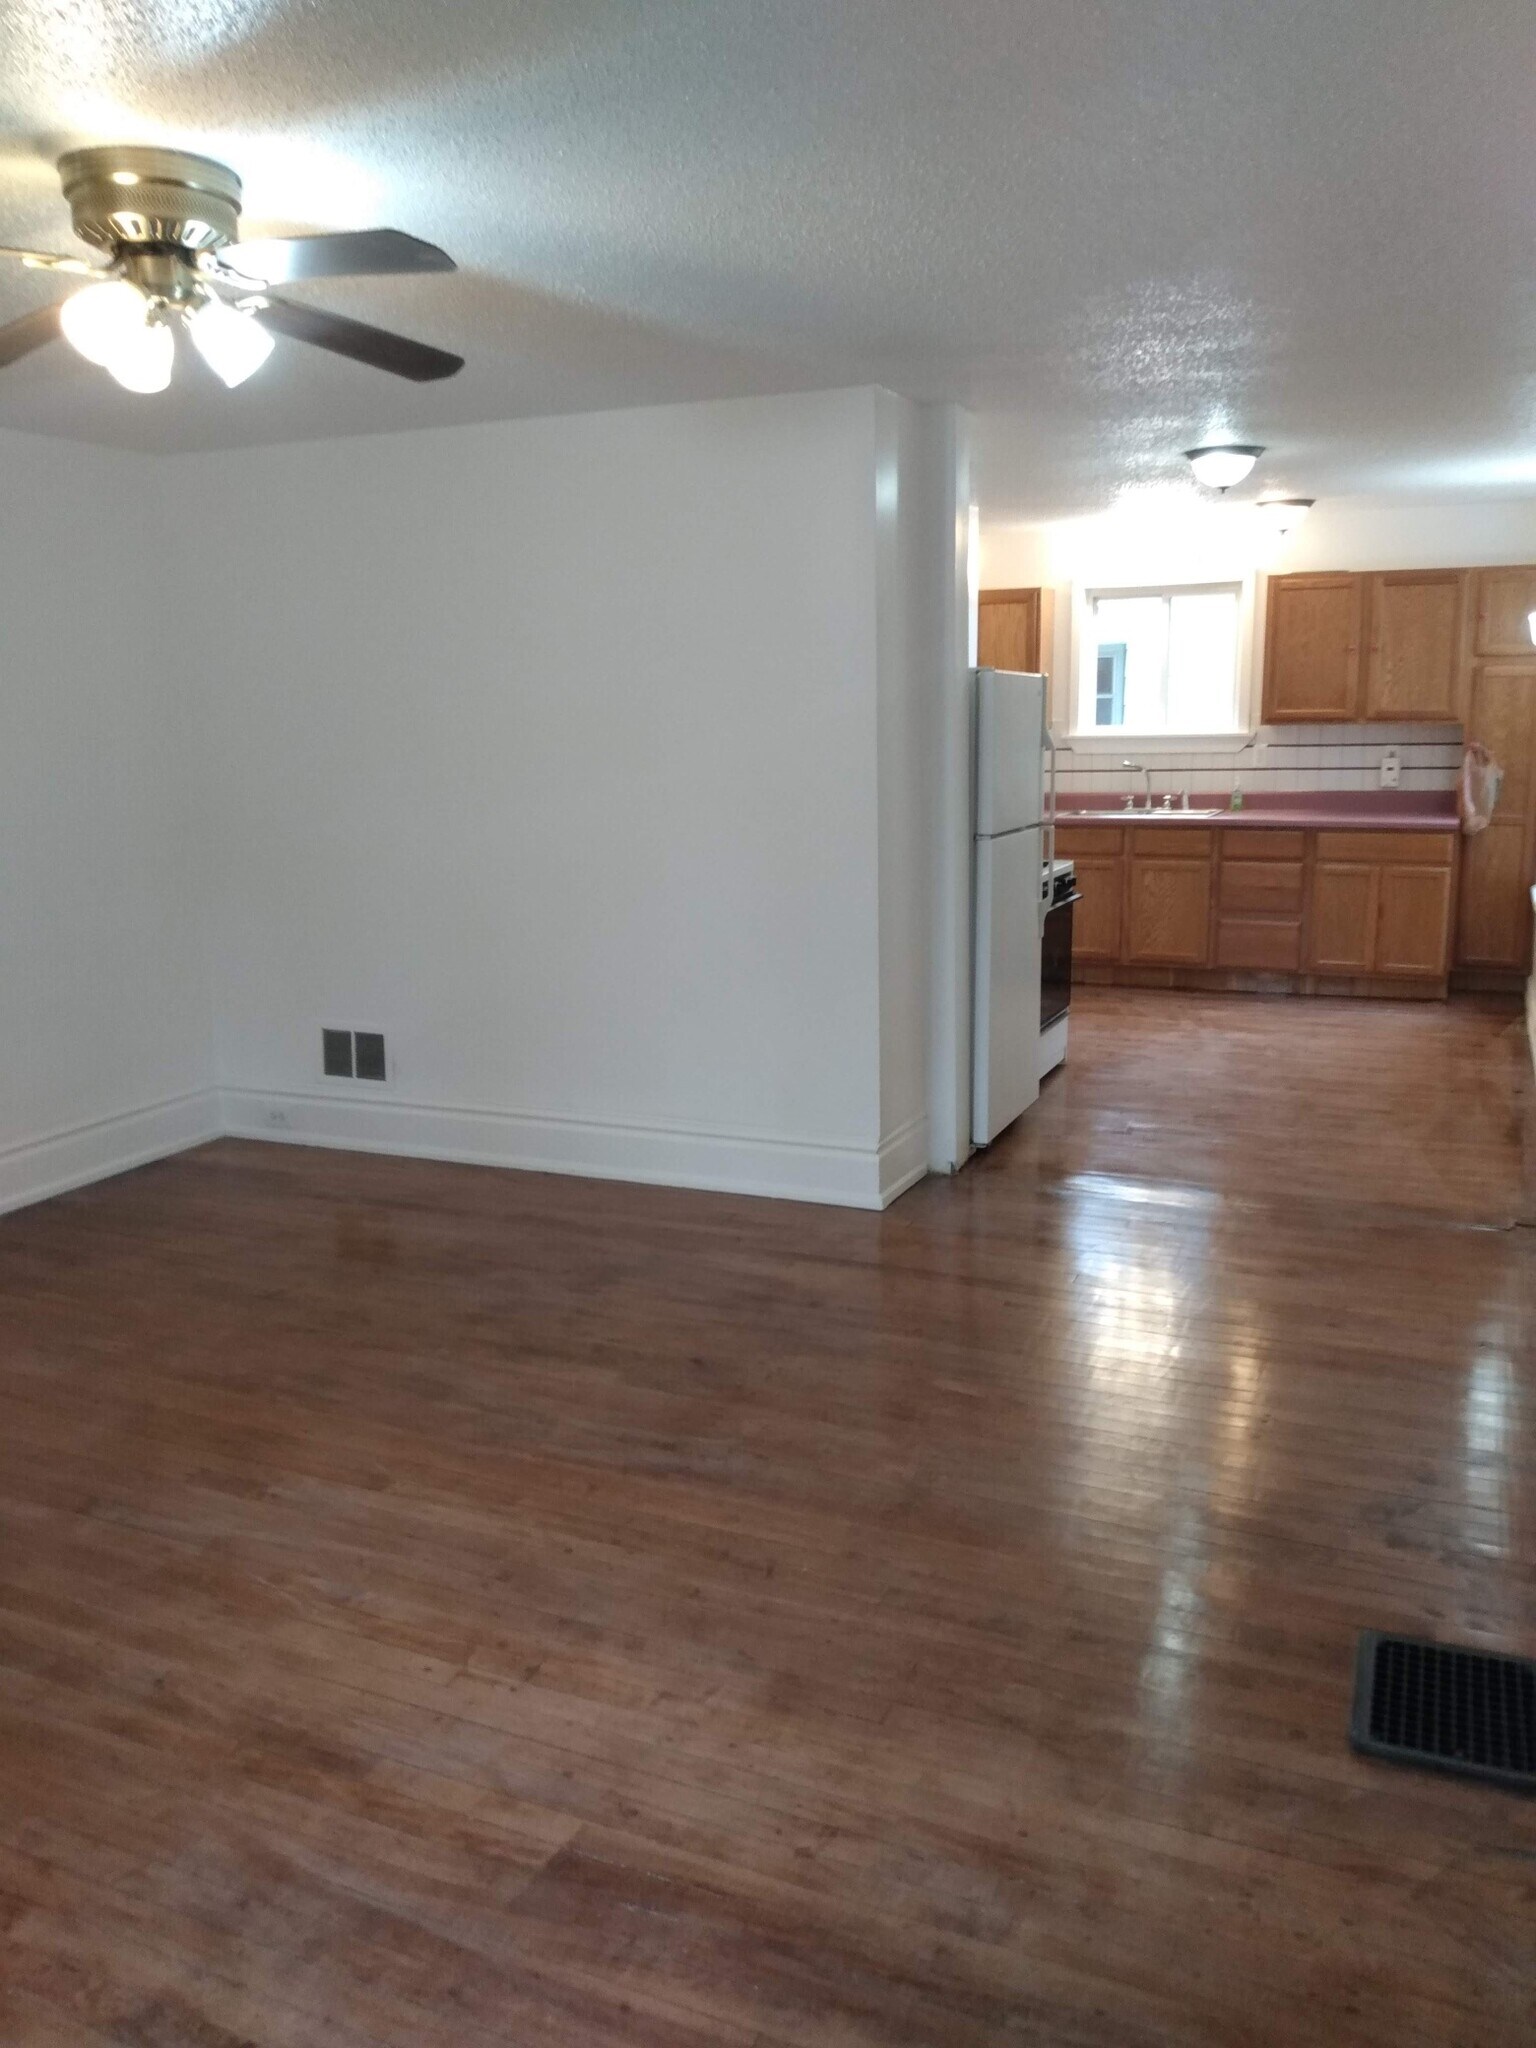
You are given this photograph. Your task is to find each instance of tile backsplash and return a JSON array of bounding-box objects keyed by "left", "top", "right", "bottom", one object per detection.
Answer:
[{"left": 1054, "top": 723, "right": 1463, "bottom": 797}]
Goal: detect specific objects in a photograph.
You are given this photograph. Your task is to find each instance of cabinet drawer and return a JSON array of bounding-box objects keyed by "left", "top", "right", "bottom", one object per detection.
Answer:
[
  {"left": 1129, "top": 826, "right": 1214, "bottom": 858},
  {"left": 1220, "top": 829, "right": 1305, "bottom": 860},
  {"left": 1219, "top": 859, "right": 1305, "bottom": 914},
  {"left": 1216, "top": 918, "right": 1303, "bottom": 971},
  {"left": 1055, "top": 825, "right": 1124, "bottom": 856},
  {"left": 1314, "top": 830, "right": 1455, "bottom": 866}
]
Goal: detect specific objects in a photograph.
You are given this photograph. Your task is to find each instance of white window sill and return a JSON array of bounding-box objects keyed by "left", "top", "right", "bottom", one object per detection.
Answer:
[{"left": 1062, "top": 731, "right": 1255, "bottom": 750}]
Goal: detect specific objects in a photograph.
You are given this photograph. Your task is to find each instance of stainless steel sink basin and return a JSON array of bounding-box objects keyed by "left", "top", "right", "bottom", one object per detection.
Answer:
[{"left": 1065, "top": 807, "right": 1228, "bottom": 821}]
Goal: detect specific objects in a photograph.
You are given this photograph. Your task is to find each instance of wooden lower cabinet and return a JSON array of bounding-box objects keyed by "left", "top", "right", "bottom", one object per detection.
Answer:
[
  {"left": 1308, "top": 831, "right": 1458, "bottom": 982},
  {"left": 1071, "top": 853, "right": 1124, "bottom": 962},
  {"left": 1126, "top": 856, "right": 1212, "bottom": 965},
  {"left": 1062, "top": 820, "right": 1457, "bottom": 994},
  {"left": 1457, "top": 818, "right": 1532, "bottom": 971},
  {"left": 1309, "top": 863, "right": 1378, "bottom": 973},
  {"left": 1375, "top": 866, "right": 1456, "bottom": 976}
]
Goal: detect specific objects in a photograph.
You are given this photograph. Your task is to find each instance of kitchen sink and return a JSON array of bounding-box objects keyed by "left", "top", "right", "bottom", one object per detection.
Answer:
[{"left": 1065, "top": 807, "right": 1228, "bottom": 820}]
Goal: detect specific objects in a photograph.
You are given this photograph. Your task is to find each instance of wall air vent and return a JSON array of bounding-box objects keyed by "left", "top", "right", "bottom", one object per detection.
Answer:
[
  {"left": 322, "top": 1029, "right": 387, "bottom": 1083},
  {"left": 354, "top": 1031, "right": 387, "bottom": 1083},
  {"left": 322, "top": 1028, "right": 354, "bottom": 1078}
]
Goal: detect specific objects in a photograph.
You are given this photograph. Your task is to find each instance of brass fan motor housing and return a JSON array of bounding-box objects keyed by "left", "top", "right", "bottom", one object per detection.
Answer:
[{"left": 57, "top": 145, "right": 243, "bottom": 256}]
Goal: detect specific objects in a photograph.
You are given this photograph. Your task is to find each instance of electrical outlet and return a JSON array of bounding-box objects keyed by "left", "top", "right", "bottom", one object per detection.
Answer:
[
  {"left": 1380, "top": 747, "right": 1401, "bottom": 789},
  {"left": 261, "top": 1106, "right": 290, "bottom": 1129}
]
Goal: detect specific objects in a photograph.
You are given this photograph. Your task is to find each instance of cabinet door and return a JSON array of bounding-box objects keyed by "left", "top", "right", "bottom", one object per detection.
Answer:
[
  {"left": 1262, "top": 574, "right": 1364, "bottom": 721},
  {"left": 1455, "top": 662, "right": 1536, "bottom": 971},
  {"left": 1071, "top": 855, "right": 1124, "bottom": 963},
  {"left": 1456, "top": 819, "right": 1533, "bottom": 970},
  {"left": 1374, "top": 866, "right": 1454, "bottom": 976},
  {"left": 1309, "top": 863, "right": 1377, "bottom": 972},
  {"left": 1125, "top": 858, "right": 1212, "bottom": 966},
  {"left": 1463, "top": 663, "right": 1536, "bottom": 811},
  {"left": 1362, "top": 571, "right": 1465, "bottom": 721},
  {"left": 1472, "top": 567, "right": 1536, "bottom": 657},
  {"left": 977, "top": 589, "right": 1041, "bottom": 672}
]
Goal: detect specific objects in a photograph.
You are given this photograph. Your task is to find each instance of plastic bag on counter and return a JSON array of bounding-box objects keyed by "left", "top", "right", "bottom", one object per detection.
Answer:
[{"left": 1461, "top": 743, "right": 1503, "bottom": 836}]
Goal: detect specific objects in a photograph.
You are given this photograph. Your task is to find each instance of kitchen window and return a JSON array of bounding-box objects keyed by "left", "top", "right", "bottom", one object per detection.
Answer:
[{"left": 1076, "top": 583, "right": 1242, "bottom": 735}]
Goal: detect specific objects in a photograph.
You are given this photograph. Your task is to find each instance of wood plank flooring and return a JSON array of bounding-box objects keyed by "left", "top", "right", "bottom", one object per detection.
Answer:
[{"left": 0, "top": 988, "right": 1532, "bottom": 2045}]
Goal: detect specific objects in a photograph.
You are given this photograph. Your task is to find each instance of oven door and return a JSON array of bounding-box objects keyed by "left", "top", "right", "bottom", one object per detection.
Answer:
[{"left": 1041, "top": 894, "right": 1077, "bottom": 1030}]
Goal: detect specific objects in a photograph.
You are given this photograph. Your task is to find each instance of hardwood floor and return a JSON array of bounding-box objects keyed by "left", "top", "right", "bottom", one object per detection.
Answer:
[{"left": 0, "top": 989, "right": 1532, "bottom": 2046}]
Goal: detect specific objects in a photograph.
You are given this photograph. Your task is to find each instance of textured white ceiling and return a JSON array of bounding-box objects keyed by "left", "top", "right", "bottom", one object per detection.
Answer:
[{"left": 1, "top": 0, "right": 1534, "bottom": 520}]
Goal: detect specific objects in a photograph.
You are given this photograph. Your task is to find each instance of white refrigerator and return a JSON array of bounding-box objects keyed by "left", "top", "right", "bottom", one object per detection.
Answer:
[{"left": 972, "top": 669, "right": 1051, "bottom": 1146}]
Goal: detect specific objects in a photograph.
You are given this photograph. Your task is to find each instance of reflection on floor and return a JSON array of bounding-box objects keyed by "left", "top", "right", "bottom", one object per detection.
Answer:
[{"left": 0, "top": 988, "right": 1531, "bottom": 2046}]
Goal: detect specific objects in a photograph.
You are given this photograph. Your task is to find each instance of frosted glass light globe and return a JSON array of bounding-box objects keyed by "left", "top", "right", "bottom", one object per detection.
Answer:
[
  {"left": 1185, "top": 444, "right": 1264, "bottom": 491},
  {"left": 188, "top": 293, "right": 274, "bottom": 388},
  {"left": 59, "top": 279, "right": 149, "bottom": 367}
]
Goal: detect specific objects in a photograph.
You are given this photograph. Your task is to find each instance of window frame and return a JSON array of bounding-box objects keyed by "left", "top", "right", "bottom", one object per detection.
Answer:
[{"left": 1068, "top": 578, "right": 1253, "bottom": 741}]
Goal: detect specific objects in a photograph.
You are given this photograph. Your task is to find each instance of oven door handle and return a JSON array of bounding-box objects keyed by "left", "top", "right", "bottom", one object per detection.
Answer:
[{"left": 1049, "top": 892, "right": 1083, "bottom": 910}]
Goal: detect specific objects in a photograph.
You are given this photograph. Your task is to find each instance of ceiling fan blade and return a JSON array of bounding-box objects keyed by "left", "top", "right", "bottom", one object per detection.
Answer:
[
  {"left": 251, "top": 297, "right": 464, "bottom": 381},
  {"left": 218, "top": 229, "right": 456, "bottom": 287},
  {"left": 0, "top": 301, "right": 60, "bottom": 369},
  {"left": 0, "top": 246, "right": 100, "bottom": 277}
]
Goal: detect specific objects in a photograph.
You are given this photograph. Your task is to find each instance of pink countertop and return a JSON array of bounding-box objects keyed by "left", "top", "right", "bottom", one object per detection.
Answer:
[{"left": 1056, "top": 790, "right": 1459, "bottom": 832}]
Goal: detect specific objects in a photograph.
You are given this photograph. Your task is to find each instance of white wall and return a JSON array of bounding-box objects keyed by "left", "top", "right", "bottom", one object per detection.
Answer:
[
  {"left": 872, "top": 392, "right": 929, "bottom": 1197},
  {"left": 179, "top": 388, "right": 930, "bottom": 1208},
  {"left": 0, "top": 430, "right": 215, "bottom": 1213}
]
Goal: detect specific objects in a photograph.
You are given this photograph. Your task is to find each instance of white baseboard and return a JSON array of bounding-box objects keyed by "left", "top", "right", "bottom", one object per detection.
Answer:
[
  {"left": 877, "top": 1113, "right": 930, "bottom": 1207},
  {"left": 0, "top": 1088, "right": 220, "bottom": 1219},
  {"left": 220, "top": 1086, "right": 922, "bottom": 1211}
]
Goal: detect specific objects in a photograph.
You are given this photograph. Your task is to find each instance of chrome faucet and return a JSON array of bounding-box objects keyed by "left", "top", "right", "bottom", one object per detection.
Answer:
[{"left": 1122, "top": 759, "right": 1153, "bottom": 811}]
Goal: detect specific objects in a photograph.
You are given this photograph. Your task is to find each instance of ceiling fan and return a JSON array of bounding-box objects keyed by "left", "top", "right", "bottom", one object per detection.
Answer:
[{"left": 0, "top": 145, "right": 464, "bottom": 393}]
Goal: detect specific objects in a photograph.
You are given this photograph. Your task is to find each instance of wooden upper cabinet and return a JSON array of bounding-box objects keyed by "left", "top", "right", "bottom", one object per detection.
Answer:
[
  {"left": 977, "top": 587, "right": 1053, "bottom": 674},
  {"left": 1464, "top": 662, "right": 1536, "bottom": 811},
  {"left": 1262, "top": 574, "right": 1363, "bottom": 721},
  {"left": 1472, "top": 566, "right": 1536, "bottom": 657},
  {"left": 1362, "top": 571, "right": 1466, "bottom": 721}
]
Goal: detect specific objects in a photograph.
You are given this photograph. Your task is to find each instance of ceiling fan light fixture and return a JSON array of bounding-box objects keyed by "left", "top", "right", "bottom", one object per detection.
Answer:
[
  {"left": 187, "top": 292, "right": 273, "bottom": 387},
  {"left": 1185, "top": 443, "right": 1265, "bottom": 491},
  {"left": 0, "top": 145, "right": 466, "bottom": 389}
]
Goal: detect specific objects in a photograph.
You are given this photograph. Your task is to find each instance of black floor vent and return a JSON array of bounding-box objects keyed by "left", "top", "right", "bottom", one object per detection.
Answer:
[{"left": 1351, "top": 1631, "right": 1536, "bottom": 1792}]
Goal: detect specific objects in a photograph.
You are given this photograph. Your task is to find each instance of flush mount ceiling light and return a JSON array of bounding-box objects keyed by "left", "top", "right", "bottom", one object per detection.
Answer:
[
  {"left": 1185, "top": 443, "right": 1265, "bottom": 491},
  {"left": 0, "top": 145, "right": 465, "bottom": 393},
  {"left": 1256, "top": 495, "right": 1315, "bottom": 536}
]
